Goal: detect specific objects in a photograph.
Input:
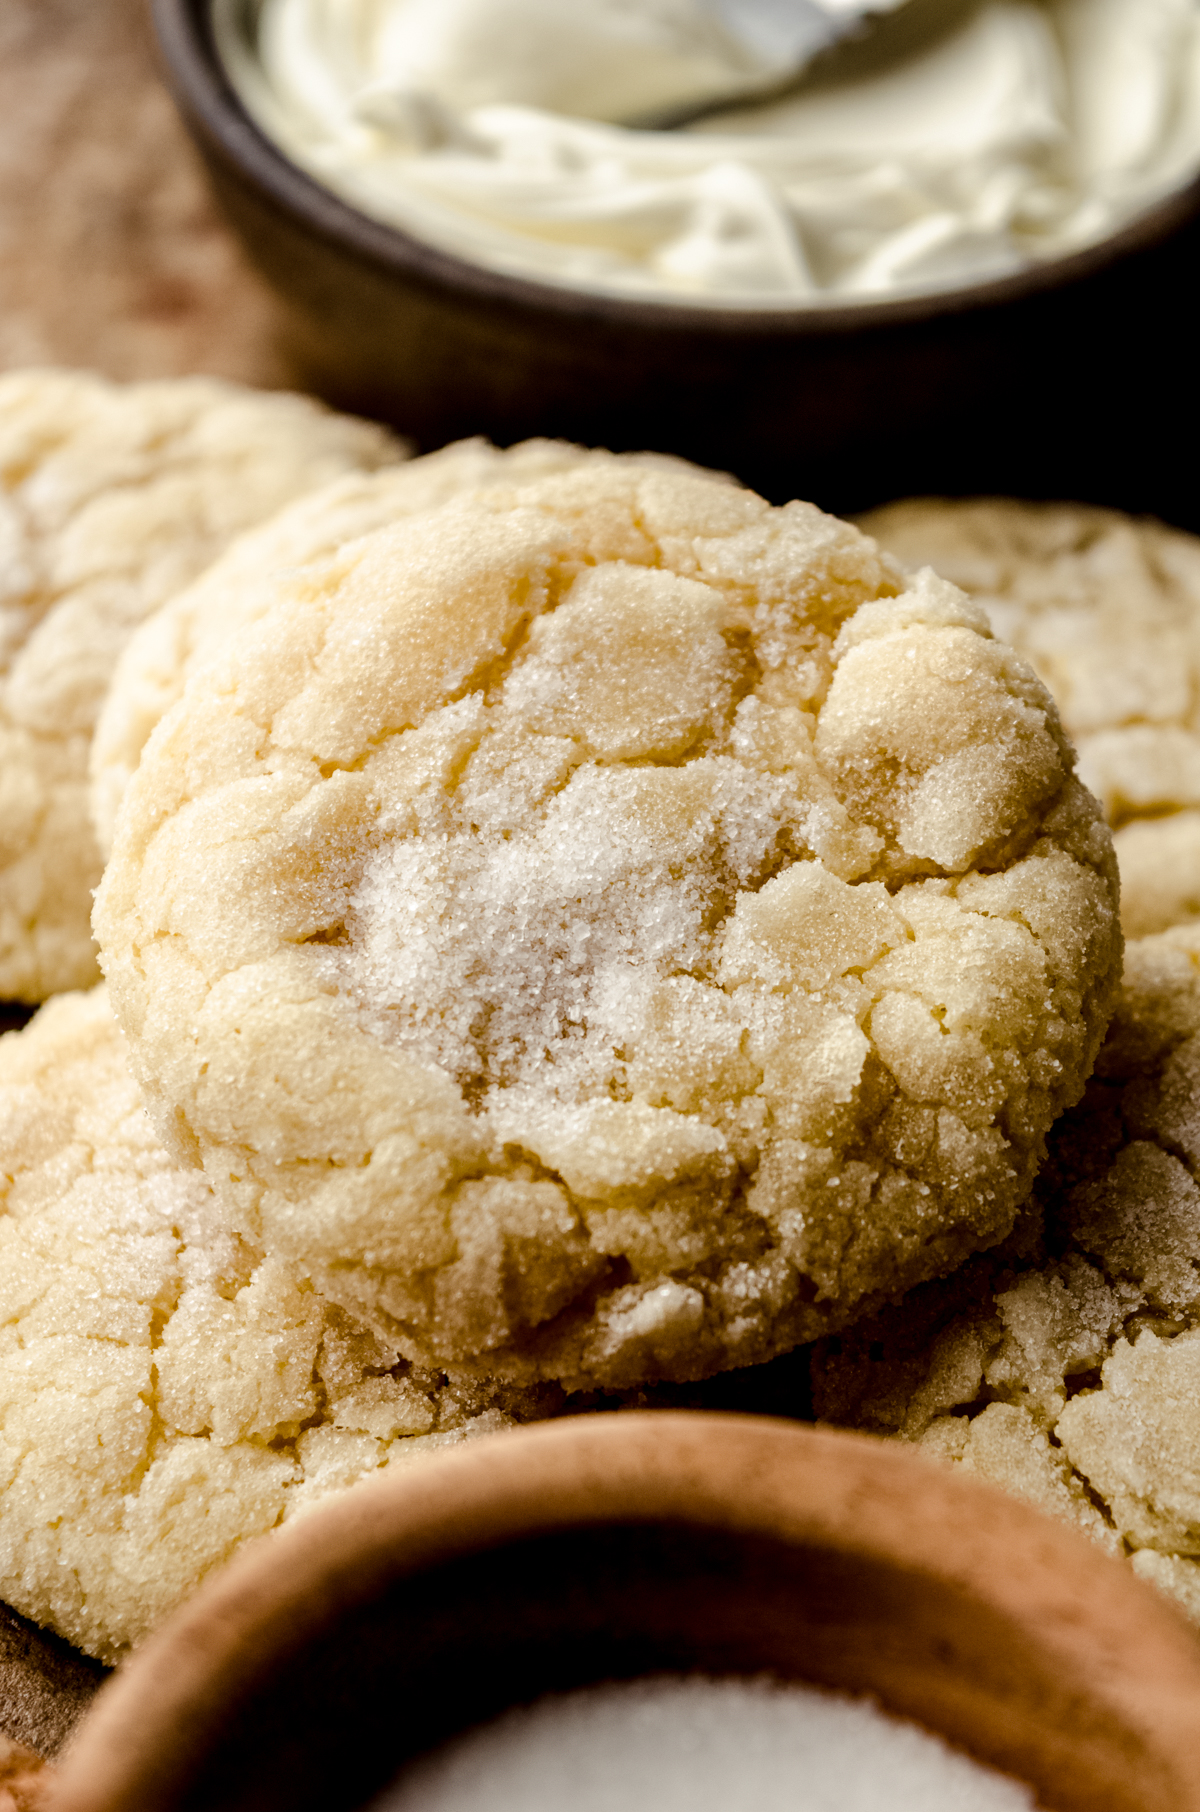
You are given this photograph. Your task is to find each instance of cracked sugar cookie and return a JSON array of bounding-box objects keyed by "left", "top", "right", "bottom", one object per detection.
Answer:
[
  {"left": 0, "top": 368, "right": 400, "bottom": 1003},
  {"left": 95, "top": 463, "right": 1122, "bottom": 1392},
  {"left": 813, "top": 921, "right": 1200, "bottom": 1630},
  {"left": 0, "top": 988, "right": 535, "bottom": 1664},
  {"left": 90, "top": 437, "right": 708, "bottom": 854},
  {"left": 858, "top": 498, "right": 1200, "bottom": 939}
]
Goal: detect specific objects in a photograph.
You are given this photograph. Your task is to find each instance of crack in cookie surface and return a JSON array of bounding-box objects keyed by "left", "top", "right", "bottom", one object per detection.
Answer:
[
  {"left": 813, "top": 921, "right": 1200, "bottom": 1631},
  {"left": 859, "top": 498, "right": 1200, "bottom": 938}
]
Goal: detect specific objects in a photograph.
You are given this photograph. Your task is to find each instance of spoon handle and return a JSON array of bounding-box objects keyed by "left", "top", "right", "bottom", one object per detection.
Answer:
[{"left": 705, "top": 0, "right": 877, "bottom": 70}]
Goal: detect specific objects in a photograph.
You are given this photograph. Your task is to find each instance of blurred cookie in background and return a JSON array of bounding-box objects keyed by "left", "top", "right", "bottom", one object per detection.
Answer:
[
  {"left": 860, "top": 499, "right": 1200, "bottom": 939},
  {"left": 0, "top": 369, "right": 401, "bottom": 1002}
]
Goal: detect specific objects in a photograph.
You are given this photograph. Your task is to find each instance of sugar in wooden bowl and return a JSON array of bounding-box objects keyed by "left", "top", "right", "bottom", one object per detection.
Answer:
[
  {"left": 46, "top": 1414, "right": 1200, "bottom": 1812},
  {"left": 370, "top": 1675, "right": 1036, "bottom": 1812}
]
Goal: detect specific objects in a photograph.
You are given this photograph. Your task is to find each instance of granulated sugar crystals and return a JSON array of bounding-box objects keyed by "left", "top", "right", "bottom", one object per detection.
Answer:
[
  {"left": 95, "top": 462, "right": 1121, "bottom": 1391},
  {"left": 370, "top": 1676, "right": 1035, "bottom": 1812}
]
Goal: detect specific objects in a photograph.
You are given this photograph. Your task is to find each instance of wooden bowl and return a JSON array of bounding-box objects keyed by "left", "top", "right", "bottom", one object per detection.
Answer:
[
  {"left": 44, "top": 1413, "right": 1200, "bottom": 1812},
  {"left": 152, "top": 0, "right": 1200, "bottom": 523}
]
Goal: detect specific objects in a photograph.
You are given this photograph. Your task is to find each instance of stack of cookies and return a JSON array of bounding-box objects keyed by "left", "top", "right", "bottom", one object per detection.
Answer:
[
  {"left": 2, "top": 369, "right": 1192, "bottom": 1665},
  {"left": 815, "top": 501, "right": 1200, "bottom": 1626}
]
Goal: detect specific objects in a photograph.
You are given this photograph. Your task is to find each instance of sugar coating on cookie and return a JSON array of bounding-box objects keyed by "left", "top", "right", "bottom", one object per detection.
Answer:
[
  {"left": 813, "top": 922, "right": 1200, "bottom": 1629},
  {"left": 0, "top": 989, "right": 531, "bottom": 1663},
  {"left": 90, "top": 437, "right": 707, "bottom": 855},
  {"left": 96, "top": 464, "right": 1122, "bottom": 1392},
  {"left": 0, "top": 368, "right": 401, "bottom": 1004},
  {"left": 858, "top": 498, "right": 1200, "bottom": 939}
]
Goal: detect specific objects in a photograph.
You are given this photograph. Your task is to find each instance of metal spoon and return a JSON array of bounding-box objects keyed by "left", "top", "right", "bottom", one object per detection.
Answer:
[{"left": 637, "top": 0, "right": 914, "bottom": 127}]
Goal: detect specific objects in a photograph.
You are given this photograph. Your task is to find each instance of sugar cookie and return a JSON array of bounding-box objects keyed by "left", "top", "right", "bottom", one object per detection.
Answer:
[
  {"left": 0, "top": 989, "right": 533, "bottom": 1663},
  {"left": 96, "top": 465, "right": 1121, "bottom": 1391},
  {"left": 0, "top": 369, "right": 400, "bottom": 1002}
]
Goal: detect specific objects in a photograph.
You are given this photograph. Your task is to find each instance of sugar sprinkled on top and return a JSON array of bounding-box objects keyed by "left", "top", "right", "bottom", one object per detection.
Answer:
[
  {"left": 368, "top": 1674, "right": 1037, "bottom": 1812},
  {"left": 344, "top": 701, "right": 799, "bottom": 1113}
]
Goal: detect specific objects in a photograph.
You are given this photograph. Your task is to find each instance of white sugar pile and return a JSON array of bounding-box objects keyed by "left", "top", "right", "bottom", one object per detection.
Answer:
[
  {"left": 369, "top": 1675, "right": 1036, "bottom": 1811},
  {"left": 343, "top": 696, "right": 800, "bottom": 1114}
]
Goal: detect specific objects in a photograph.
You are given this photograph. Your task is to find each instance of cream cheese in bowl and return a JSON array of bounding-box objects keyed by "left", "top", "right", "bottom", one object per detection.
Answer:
[{"left": 216, "top": 0, "right": 1200, "bottom": 307}]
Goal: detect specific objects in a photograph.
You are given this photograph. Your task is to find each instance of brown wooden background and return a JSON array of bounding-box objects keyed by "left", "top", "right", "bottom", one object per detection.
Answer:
[{"left": 0, "top": 0, "right": 287, "bottom": 388}]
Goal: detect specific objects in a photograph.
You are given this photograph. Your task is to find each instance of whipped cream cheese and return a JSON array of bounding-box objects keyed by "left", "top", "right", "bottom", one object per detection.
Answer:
[{"left": 218, "top": 0, "right": 1200, "bottom": 306}]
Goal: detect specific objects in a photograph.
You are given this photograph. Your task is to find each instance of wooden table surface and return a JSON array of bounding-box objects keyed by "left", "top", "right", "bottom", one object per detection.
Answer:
[
  {"left": 0, "top": 0, "right": 288, "bottom": 389},
  {"left": 0, "top": 0, "right": 286, "bottom": 1760}
]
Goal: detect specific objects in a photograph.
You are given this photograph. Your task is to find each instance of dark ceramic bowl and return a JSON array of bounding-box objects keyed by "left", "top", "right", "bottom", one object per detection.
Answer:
[
  {"left": 155, "top": 0, "right": 1200, "bottom": 522},
  {"left": 44, "top": 1415, "right": 1200, "bottom": 1812}
]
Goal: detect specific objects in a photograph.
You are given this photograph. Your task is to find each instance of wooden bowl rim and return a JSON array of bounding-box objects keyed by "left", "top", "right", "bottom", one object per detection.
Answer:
[
  {"left": 154, "top": 0, "right": 1200, "bottom": 344},
  {"left": 46, "top": 1412, "right": 1200, "bottom": 1812}
]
